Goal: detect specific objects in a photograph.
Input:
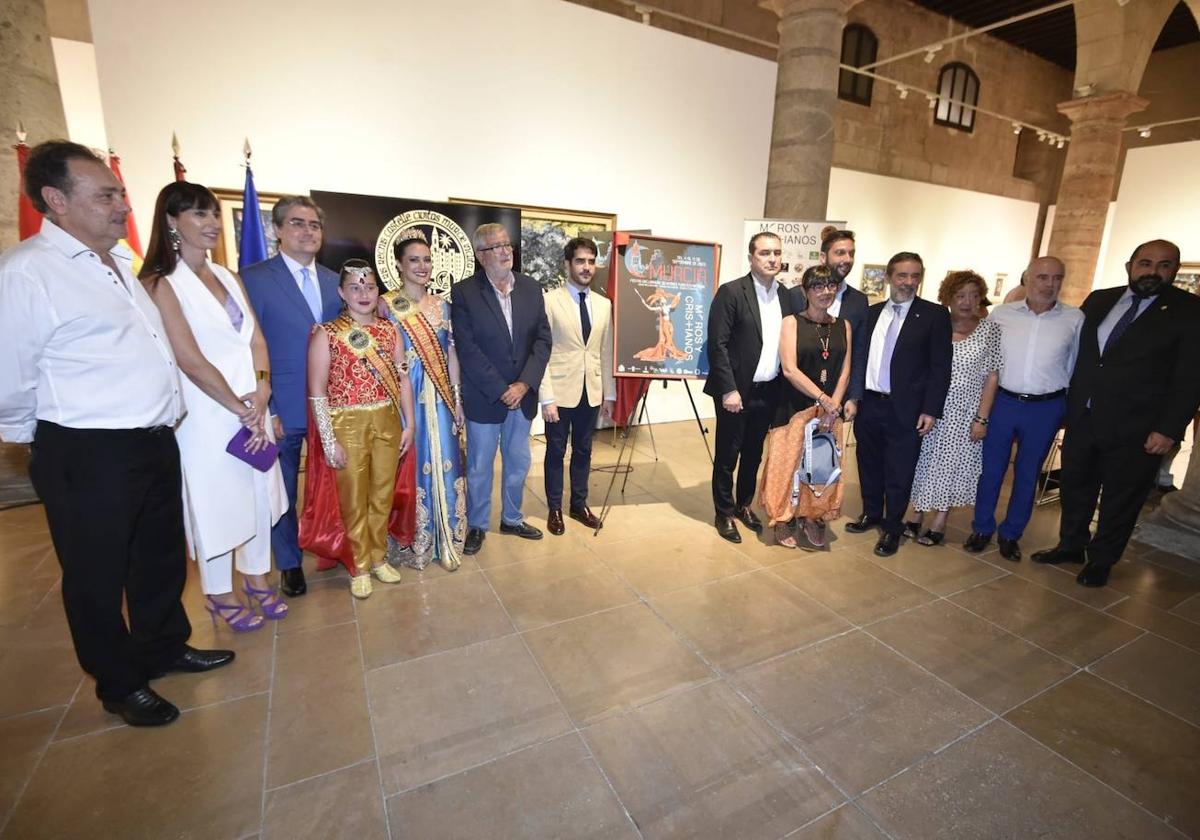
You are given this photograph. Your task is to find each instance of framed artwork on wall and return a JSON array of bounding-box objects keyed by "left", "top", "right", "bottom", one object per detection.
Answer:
[
  {"left": 860, "top": 264, "right": 887, "bottom": 303},
  {"left": 211, "top": 188, "right": 285, "bottom": 271},
  {"left": 1174, "top": 262, "right": 1200, "bottom": 295},
  {"left": 449, "top": 197, "right": 616, "bottom": 291}
]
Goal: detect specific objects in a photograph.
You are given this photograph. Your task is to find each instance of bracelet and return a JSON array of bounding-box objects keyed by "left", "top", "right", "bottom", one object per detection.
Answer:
[
  {"left": 256, "top": 369, "right": 270, "bottom": 381},
  {"left": 973, "top": 415, "right": 989, "bottom": 426},
  {"left": 309, "top": 396, "right": 339, "bottom": 463}
]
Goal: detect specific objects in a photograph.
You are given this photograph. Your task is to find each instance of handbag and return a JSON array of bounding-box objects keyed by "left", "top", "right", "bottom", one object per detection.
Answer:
[{"left": 225, "top": 426, "right": 279, "bottom": 472}]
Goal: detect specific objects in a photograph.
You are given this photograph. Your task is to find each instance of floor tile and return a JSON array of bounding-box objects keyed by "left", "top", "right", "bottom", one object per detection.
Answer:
[
  {"left": 266, "top": 621, "right": 373, "bottom": 789},
  {"left": 356, "top": 571, "right": 513, "bottom": 670},
  {"left": 868, "top": 600, "right": 1076, "bottom": 713},
  {"left": 1005, "top": 555, "right": 1128, "bottom": 609},
  {"left": 369, "top": 634, "right": 571, "bottom": 793},
  {"left": 582, "top": 682, "right": 842, "bottom": 840},
  {"left": 523, "top": 602, "right": 713, "bottom": 725},
  {"left": 601, "top": 529, "right": 760, "bottom": 597},
  {"left": 789, "top": 805, "right": 888, "bottom": 839},
  {"left": 859, "top": 720, "right": 1179, "bottom": 839},
  {"left": 483, "top": 552, "right": 637, "bottom": 631},
  {"left": 385, "top": 734, "right": 637, "bottom": 839},
  {"left": 1172, "top": 592, "right": 1200, "bottom": 622},
  {"left": 1105, "top": 596, "right": 1200, "bottom": 653},
  {"left": 861, "top": 542, "right": 1007, "bottom": 596},
  {"left": 771, "top": 553, "right": 936, "bottom": 626},
  {"left": 1090, "top": 633, "right": 1200, "bottom": 725},
  {"left": 950, "top": 574, "right": 1143, "bottom": 666},
  {"left": 262, "top": 760, "right": 387, "bottom": 840},
  {"left": 651, "top": 570, "right": 851, "bottom": 671},
  {"left": 4, "top": 694, "right": 267, "bottom": 840},
  {"left": 0, "top": 625, "right": 82, "bottom": 720},
  {"left": 274, "top": 577, "right": 357, "bottom": 634},
  {"left": 1006, "top": 672, "right": 1200, "bottom": 836},
  {"left": 1106, "top": 556, "right": 1200, "bottom": 610},
  {"left": 0, "top": 708, "right": 59, "bottom": 824},
  {"left": 735, "top": 631, "right": 990, "bottom": 794}
]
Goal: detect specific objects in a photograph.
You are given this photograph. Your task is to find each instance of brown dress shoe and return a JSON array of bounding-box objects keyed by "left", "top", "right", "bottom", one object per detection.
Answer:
[
  {"left": 569, "top": 505, "right": 603, "bottom": 530},
  {"left": 547, "top": 509, "right": 565, "bottom": 535}
]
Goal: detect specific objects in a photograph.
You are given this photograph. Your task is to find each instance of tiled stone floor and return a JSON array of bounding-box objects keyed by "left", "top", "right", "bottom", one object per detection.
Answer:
[{"left": 1, "top": 421, "right": 1199, "bottom": 839}]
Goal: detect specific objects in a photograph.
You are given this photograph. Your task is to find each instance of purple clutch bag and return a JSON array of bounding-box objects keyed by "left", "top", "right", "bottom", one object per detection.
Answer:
[{"left": 226, "top": 426, "right": 280, "bottom": 472}]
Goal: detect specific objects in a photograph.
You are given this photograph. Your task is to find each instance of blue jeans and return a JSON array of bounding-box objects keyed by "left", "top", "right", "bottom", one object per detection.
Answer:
[
  {"left": 466, "top": 411, "right": 532, "bottom": 529},
  {"left": 271, "top": 429, "right": 305, "bottom": 570}
]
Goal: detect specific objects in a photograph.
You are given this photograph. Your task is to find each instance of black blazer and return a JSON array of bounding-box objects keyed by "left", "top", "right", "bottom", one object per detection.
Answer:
[
  {"left": 1067, "top": 284, "right": 1200, "bottom": 447},
  {"left": 703, "top": 274, "right": 790, "bottom": 400},
  {"left": 450, "top": 270, "right": 551, "bottom": 423},
  {"left": 856, "top": 297, "right": 952, "bottom": 426},
  {"left": 786, "top": 283, "right": 868, "bottom": 400}
]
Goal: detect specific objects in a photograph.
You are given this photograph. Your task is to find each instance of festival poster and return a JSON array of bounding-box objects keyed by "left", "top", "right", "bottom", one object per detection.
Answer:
[
  {"left": 742, "top": 218, "right": 847, "bottom": 289},
  {"left": 612, "top": 234, "right": 720, "bottom": 380}
]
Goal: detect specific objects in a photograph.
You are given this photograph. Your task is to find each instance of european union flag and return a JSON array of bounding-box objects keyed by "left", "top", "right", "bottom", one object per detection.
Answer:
[{"left": 238, "top": 164, "right": 268, "bottom": 270}]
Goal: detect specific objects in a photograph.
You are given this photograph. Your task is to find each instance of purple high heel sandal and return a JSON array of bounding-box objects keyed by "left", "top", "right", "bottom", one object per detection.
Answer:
[
  {"left": 205, "top": 596, "right": 265, "bottom": 632},
  {"left": 243, "top": 581, "right": 289, "bottom": 620}
]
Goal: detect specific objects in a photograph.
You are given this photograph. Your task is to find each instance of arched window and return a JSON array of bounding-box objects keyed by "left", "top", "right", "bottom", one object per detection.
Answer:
[
  {"left": 934, "top": 62, "right": 979, "bottom": 132},
  {"left": 838, "top": 24, "right": 878, "bottom": 106}
]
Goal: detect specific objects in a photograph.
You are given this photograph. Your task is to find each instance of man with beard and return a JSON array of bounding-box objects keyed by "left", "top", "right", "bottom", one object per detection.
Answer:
[
  {"left": 1033, "top": 239, "right": 1200, "bottom": 587},
  {"left": 811, "top": 229, "right": 869, "bottom": 421},
  {"left": 540, "top": 238, "right": 615, "bottom": 535}
]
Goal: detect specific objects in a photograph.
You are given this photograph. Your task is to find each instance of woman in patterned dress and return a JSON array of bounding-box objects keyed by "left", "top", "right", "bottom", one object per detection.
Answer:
[
  {"left": 380, "top": 229, "right": 467, "bottom": 571},
  {"left": 906, "top": 271, "right": 1001, "bottom": 545}
]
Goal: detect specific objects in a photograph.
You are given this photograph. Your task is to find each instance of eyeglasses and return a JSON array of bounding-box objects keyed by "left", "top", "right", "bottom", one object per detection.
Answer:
[
  {"left": 478, "top": 242, "right": 513, "bottom": 253},
  {"left": 344, "top": 283, "right": 378, "bottom": 294},
  {"left": 805, "top": 281, "right": 840, "bottom": 291},
  {"left": 285, "top": 218, "right": 323, "bottom": 231}
]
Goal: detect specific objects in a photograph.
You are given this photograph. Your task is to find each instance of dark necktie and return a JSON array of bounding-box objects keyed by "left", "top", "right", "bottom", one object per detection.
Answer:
[
  {"left": 579, "top": 291, "right": 591, "bottom": 343},
  {"left": 1103, "top": 293, "right": 1148, "bottom": 353}
]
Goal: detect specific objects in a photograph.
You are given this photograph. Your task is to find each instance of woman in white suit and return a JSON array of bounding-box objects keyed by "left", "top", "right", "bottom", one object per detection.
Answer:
[{"left": 140, "top": 182, "right": 288, "bottom": 631}]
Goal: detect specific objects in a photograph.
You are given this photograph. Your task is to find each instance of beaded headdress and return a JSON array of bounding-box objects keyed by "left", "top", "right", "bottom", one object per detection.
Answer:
[{"left": 396, "top": 228, "right": 428, "bottom": 246}]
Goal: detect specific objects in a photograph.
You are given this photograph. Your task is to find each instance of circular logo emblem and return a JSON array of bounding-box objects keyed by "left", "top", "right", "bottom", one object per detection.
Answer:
[
  {"left": 384, "top": 291, "right": 414, "bottom": 319},
  {"left": 375, "top": 210, "right": 475, "bottom": 298},
  {"left": 347, "top": 329, "right": 370, "bottom": 351}
]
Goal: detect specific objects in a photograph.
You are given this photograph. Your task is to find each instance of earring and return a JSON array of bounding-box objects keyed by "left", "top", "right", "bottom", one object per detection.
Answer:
[{"left": 167, "top": 227, "right": 181, "bottom": 252}]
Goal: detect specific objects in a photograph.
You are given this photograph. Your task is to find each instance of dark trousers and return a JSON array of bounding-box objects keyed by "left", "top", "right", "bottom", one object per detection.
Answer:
[
  {"left": 855, "top": 392, "right": 922, "bottom": 536},
  {"left": 29, "top": 421, "right": 191, "bottom": 702},
  {"left": 271, "top": 429, "right": 305, "bottom": 570},
  {"left": 544, "top": 392, "right": 599, "bottom": 511},
  {"left": 1058, "top": 412, "right": 1160, "bottom": 568},
  {"left": 712, "top": 380, "right": 776, "bottom": 517},
  {"left": 972, "top": 393, "right": 1066, "bottom": 540}
]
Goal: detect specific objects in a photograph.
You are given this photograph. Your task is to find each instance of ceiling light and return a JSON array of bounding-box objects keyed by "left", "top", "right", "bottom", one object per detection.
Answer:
[
  {"left": 924, "top": 44, "right": 942, "bottom": 64},
  {"left": 1138, "top": 127, "right": 1152, "bottom": 138},
  {"left": 1074, "top": 83, "right": 1095, "bottom": 97},
  {"left": 1012, "top": 122, "right": 1022, "bottom": 134},
  {"left": 927, "top": 94, "right": 937, "bottom": 108},
  {"left": 1116, "top": 0, "right": 1130, "bottom": 6},
  {"left": 1056, "top": 138, "right": 1065, "bottom": 148},
  {"left": 897, "top": 85, "right": 909, "bottom": 99}
]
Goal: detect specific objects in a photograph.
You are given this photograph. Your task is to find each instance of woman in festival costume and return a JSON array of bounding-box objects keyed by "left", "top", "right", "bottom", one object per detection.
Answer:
[
  {"left": 303, "top": 259, "right": 415, "bottom": 599},
  {"left": 379, "top": 229, "right": 467, "bottom": 571},
  {"left": 758, "top": 264, "right": 851, "bottom": 549},
  {"left": 633, "top": 287, "right": 688, "bottom": 361}
]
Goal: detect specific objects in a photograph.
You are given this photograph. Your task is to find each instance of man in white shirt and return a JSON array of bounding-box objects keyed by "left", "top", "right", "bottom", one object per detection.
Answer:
[
  {"left": 965, "top": 256, "right": 1083, "bottom": 561},
  {"left": 540, "top": 238, "right": 616, "bottom": 535},
  {"left": 0, "top": 141, "right": 233, "bottom": 727},
  {"left": 703, "top": 233, "right": 788, "bottom": 543}
]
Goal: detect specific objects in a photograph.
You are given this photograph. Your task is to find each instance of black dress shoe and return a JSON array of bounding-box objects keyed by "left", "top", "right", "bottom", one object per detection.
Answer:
[
  {"left": 735, "top": 506, "right": 764, "bottom": 534},
  {"left": 463, "top": 527, "right": 485, "bottom": 555},
  {"left": 873, "top": 532, "right": 901, "bottom": 557},
  {"left": 102, "top": 686, "right": 180, "bottom": 727},
  {"left": 569, "top": 506, "right": 603, "bottom": 530},
  {"left": 844, "top": 514, "right": 881, "bottom": 534},
  {"left": 500, "top": 520, "right": 544, "bottom": 540},
  {"left": 280, "top": 567, "right": 307, "bottom": 597},
  {"left": 963, "top": 532, "right": 992, "bottom": 553},
  {"left": 155, "top": 645, "right": 235, "bottom": 677},
  {"left": 997, "top": 537, "right": 1022, "bottom": 562},
  {"left": 1076, "top": 561, "right": 1112, "bottom": 587},
  {"left": 715, "top": 515, "right": 742, "bottom": 543},
  {"left": 547, "top": 509, "right": 565, "bottom": 535},
  {"left": 1031, "top": 545, "right": 1085, "bottom": 565}
]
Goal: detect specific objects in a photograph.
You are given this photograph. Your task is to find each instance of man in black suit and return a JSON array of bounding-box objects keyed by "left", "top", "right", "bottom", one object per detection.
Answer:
[
  {"left": 845, "top": 252, "right": 952, "bottom": 556},
  {"left": 1033, "top": 239, "right": 1200, "bottom": 587},
  {"left": 816, "top": 229, "right": 869, "bottom": 422},
  {"left": 451, "top": 223, "right": 552, "bottom": 555},
  {"left": 704, "top": 232, "right": 790, "bottom": 543}
]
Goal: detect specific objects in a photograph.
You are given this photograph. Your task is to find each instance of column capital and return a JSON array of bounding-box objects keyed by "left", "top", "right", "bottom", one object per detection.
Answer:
[
  {"left": 1056, "top": 90, "right": 1148, "bottom": 126},
  {"left": 758, "top": 0, "right": 855, "bottom": 19}
]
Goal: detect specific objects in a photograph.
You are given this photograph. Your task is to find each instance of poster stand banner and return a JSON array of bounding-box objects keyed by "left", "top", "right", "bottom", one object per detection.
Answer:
[
  {"left": 610, "top": 233, "right": 720, "bottom": 380},
  {"left": 743, "top": 218, "right": 847, "bottom": 289}
]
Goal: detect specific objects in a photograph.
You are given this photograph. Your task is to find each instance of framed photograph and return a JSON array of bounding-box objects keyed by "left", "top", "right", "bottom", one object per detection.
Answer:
[
  {"left": 1174, "top": 262, "right": 1200, "bottom": 295},
  {"left": 992, "top": 273, "right": 1007, "bottom": 299},
  {"left": 860, "top": 264, "right": 887, "bottom": 303},
  {"left": 211, "top": 188, "right": 286, "bottom": 272},
  {"left": 450, "top": 197, "right": 616, "bottom": 291}
]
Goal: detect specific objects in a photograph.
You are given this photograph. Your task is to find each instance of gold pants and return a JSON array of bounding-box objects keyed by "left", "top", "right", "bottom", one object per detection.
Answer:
[{"left": 331, "top": 401, "right": 402, "bottom": 574}]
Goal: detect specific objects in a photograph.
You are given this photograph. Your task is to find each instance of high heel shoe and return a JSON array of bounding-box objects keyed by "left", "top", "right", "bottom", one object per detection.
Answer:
[
  {"left": 243, "top": 581, "right": 289, "bottom": 619},
  {"left": 205, "top": 596, "right": 265, "bottom": 632}
]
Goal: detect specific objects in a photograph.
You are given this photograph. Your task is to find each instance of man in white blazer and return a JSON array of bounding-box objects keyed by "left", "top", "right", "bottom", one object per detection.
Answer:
[{"left": 540, "top": 237, "right": 616, "bottom": 534}]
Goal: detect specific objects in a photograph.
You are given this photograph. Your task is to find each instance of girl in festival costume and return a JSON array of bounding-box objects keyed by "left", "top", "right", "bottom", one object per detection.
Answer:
[
  {"left": 301, "top": 259, "right": 416, "bottom": 599},
  {"left": 380, "top": 229, "right": 468, "bottom": 571}
]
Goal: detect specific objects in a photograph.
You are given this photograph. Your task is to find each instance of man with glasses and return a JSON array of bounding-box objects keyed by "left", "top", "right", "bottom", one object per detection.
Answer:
[
  {"left": 451, "top": 223, "right": 551, "bottom": 555},
  {"left": 243, "top": 196, "right": 341, "bottom": 597}
]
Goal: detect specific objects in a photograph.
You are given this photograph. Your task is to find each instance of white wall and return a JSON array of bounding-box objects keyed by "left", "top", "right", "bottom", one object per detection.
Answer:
[
  {"left": 50, "top": 38, "right": 108, "bottom": 151},
  {"left": 1098, "top": 140, "right": 1200, "bottom": 290}
]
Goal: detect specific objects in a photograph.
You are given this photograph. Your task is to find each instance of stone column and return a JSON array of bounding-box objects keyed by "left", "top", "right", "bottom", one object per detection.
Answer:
[
  {"left": 761, "top": 0, "right": 851, "bottom": 219},
  {"left": 1137, "top": 444, "right": 1200, "bottom": 562},
  {"left": 0, "top": 0, "right": 69, "bottom": 251},
  {"left": 1046, "top": 91, "right": 1146, "bottom": 305}
]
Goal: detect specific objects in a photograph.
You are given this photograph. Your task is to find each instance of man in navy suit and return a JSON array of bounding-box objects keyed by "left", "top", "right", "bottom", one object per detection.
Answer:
[
  {"left": 242, "top": 196, "right": 342, "bottom": 596},
  {"left": 844, "top": 252, "right": 952, "bottom": 556},
  {"left": 815, "top": 229, "right": 869, "bottom": 422},
  {"left": 451, "top": 223, "right": 552, "bottom": 555}
]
